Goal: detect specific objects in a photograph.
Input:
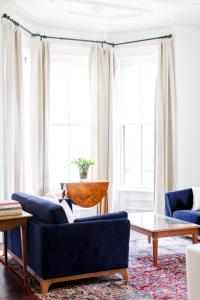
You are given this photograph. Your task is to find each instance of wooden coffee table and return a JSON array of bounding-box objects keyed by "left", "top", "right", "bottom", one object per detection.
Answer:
[{"left": 129, "top": 212, "right": 199, "bottom": 266}]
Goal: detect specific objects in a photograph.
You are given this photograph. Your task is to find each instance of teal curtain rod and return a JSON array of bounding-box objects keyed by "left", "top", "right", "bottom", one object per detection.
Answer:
[{"left": 2, "top": 13, "right": 172, "bottom": 47}]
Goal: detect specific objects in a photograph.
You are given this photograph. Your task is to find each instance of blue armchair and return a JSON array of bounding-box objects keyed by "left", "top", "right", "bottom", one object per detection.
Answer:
[
  {"left": 165, "top": 188, "right": 200, "bottom": 234},
  {"left": 8, "top": 193, "right": 130, "bottom": 293}
]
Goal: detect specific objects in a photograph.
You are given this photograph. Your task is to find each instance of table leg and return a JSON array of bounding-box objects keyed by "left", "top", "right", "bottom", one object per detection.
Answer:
[
  {"left": 99, "top": 201, "right": 102, "bottom": 215},
  {"left": 192, "top": 232, "right": 198, "bottom": 244},
  {"left": 152, "top": 237, "right": 158, "bottom": 266},
  {"left": 3, "top": 231, "right": 7, "bottom": 267},
  {"left": 21, "top": 223, "right": 27, "bottom": 286},
  {"left": 105, "top": 192, "right": 108, "bottom": 214}
]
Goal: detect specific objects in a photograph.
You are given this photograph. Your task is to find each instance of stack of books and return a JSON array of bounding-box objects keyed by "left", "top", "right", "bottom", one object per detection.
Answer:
[{"left": 0, "top": 200, "right": 22, "bottom": 216}]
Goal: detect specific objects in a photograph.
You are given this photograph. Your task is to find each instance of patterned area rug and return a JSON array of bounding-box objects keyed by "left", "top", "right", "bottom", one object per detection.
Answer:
[{"left": 3, "top": 234, "right": 192, "bottom": 300}]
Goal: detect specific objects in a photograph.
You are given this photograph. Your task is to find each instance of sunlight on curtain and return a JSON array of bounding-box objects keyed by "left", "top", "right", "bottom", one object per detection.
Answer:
[
  {"left": 0, "top": 21, "right": 25, "bottom": 199},
  {"left": 154, "top": 38, "right": 176, "bottom": 214},
  {"left": 89, "top": 44, "right": 116, "bottom": 212}
]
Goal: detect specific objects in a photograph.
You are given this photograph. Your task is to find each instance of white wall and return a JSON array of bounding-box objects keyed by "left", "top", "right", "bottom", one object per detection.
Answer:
[
  {"left": 173, "top": 26, "right": 200, "bottom": 189},
  {"left": 107, "top": 27, "right": 171, "bottom": 45}
]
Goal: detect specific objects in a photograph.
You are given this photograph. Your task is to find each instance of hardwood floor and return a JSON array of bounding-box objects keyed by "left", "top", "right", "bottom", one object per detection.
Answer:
[
  {"left": 0, "top": 265, "right": 34, "bottom": 300},
  {"left": 0, "top": 246, "right": 34, "bottom": 300}
]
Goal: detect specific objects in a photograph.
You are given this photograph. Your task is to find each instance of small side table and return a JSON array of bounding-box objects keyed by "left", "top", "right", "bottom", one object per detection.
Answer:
[{"left": 0, "top": 211, "right": 32, "bottom": 285}]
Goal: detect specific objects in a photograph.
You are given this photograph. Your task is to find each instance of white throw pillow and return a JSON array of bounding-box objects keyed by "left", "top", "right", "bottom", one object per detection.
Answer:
[
  {"left": 192, "top": 186, "right": 200, "bottom": 210},
  {"left": 60, "top": 200, "right": 74, "bottom": 223}
]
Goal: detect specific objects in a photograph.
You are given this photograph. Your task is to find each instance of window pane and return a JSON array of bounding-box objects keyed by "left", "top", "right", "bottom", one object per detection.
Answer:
[
  {"left": 49, "top": 125, "right": 68, "bottom": 188},
  {"left": 49, "top": 54, "right": 91, "bottom": 189},
  {"left": 142, "top": 124, "right": 154, "bottom": 188},
  {"left": 123, "top": 63, "right": 141, "bottom": 123},
  {"left": 69, "top": 125, "right": 91, "bottom": 181},
  {"left": 121, "top": 57, "right": 156, "bottom": 189},
  {"left": 124, "top": 124, "right": 141, "bottom": 186},
  {"left": 69, "top": 63, "right": 90, "bottom": 124},
  {"left": 142, "top": 62, "right": 156, "bottom": 123},
  {"left": 50, "top": 62, "right": 68, "bottom": 124}
]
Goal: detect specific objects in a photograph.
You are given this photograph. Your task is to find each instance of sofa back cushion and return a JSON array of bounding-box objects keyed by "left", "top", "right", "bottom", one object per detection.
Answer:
[
  {"left": 12, "top": 192, "right": 68, "bottom": 224},
  {"left": 165, "top": 188, "right": 193, "bottom": 217}
]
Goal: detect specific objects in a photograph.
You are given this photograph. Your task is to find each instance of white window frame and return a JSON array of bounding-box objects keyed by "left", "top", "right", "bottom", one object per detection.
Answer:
[
  {"left": 117, "top": 46, "right": 157, "bottom": 192},
  {"left": 49, "top": 48, "right": 91, "bottom": 188}
]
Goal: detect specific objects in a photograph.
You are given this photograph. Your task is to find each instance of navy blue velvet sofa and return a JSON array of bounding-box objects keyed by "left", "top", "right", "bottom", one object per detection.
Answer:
[
  {"left": 165, "top": 188, "right": 200, "bottom": 234},
  {"left": 8, "top": 192, "right": 130, "bottom": 293}
]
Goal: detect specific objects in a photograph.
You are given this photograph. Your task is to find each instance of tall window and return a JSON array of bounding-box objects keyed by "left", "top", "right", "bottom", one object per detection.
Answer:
[
  {"left": 49, "top": 50, "right": 91, "bottom": 189},
  {"left": 120, "top": 53, "right": 157, "bottom": 190}
]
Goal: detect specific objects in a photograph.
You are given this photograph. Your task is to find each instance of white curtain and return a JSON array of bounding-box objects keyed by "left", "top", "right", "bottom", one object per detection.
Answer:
[
  {"left": 0, "top": 22, "right": 25, "bottom": 199},
  {"left": 154, "top": 38, "right": 176, "bottom": 214},
  {"left": 89, "top": 44, "right": 116, "bottom": 213},
  {"left": 30, "top": 39, "right": 50, "bottom": 196}
]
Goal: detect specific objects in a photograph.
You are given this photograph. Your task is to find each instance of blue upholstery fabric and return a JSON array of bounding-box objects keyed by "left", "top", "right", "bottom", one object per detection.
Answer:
[
  {"left": 7, "top": 228, "right": 22, "bottom": 259},
  {"left": 12, "top": 192, "right": 68, "bottom": 224},
  {"left": 173, "top": 210, "right": 200, "bottom": 225},
  {"left": 75, "top": 211, "right": 128, "bottom": 223},
  {"left": 165, "top": 188, "right": 200, "bottom": 235},
  {"left": 8, "top": 192, "right": 130, "bottom": 280},
  {"left": 165, "top": 189, "right": 193, "bottom": 217}
]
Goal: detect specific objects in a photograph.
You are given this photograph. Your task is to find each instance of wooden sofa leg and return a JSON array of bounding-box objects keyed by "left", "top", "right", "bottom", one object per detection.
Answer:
[
  {"left": 41, "top": 280, "right": 51, "bottom": 293},
  {"left": 121, "top": 268, "right": 128, "bottom": 282}
]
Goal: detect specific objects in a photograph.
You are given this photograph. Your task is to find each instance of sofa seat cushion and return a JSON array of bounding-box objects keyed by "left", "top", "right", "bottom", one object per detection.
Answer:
[
  {"left": 12, "top": 192, "right": 68, "bottom": 224},
  {"left": 173, "top": 210, "right": 200, "bottom": 225}
]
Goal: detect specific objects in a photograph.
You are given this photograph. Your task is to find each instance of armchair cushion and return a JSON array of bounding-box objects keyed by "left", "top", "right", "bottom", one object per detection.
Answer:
[
  {"left": 12, "top": 192, "right": 68, "bottom": 224},
  {"left": 173, "top": 210, "right": 200, "bottom": 225},
  {"left": 165, "top": 189, "right": 193, "bottom": 217}
]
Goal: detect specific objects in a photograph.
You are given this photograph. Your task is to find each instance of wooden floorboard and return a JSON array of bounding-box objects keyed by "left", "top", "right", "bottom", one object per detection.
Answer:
[{"left": 0, "top": 245, "right": 34, "bottom": 300}]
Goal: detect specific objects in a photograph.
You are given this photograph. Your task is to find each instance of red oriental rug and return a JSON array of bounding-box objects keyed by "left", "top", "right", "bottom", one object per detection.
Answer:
[{"left": 2, "top": 234, "right": 192, "bottom": 300}]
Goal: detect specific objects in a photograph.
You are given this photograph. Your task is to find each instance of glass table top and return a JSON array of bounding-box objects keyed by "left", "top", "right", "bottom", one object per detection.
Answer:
[{"left": 129, "top": 212, "right": 199, "bottom": 232}]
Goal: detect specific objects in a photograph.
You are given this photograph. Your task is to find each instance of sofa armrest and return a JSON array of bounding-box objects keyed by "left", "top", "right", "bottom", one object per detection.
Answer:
[
  {"left": 74, "top": 211, "right": 128, "bottom": 223},
  {"left": 28, "top": 218, "right": 130, "bottom": 279},
  {"left": 165, "top": 188, "right": 193, "bottom": 217}
]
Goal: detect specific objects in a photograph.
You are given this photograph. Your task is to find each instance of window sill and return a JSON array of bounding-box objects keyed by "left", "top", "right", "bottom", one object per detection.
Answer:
[{"left": 118, "top": 187, "right": 154, "bottom": 193}]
